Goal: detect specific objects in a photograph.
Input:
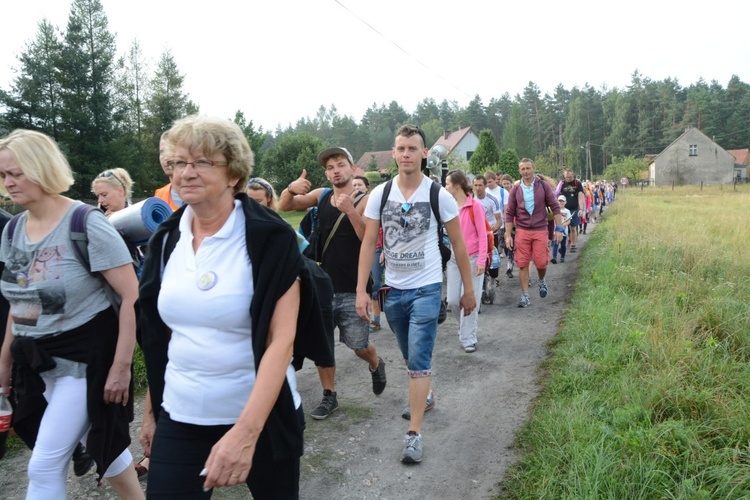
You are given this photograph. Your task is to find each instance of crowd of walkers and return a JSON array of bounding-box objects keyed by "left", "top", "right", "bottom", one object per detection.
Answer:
[{"left": 0, "top": 120, "right": 615, "bottom": 499}]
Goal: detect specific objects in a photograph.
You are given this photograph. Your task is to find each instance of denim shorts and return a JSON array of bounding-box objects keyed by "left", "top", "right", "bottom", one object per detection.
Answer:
[
  {"left": 570, "top": 210, "right": 581, "bottom": 227},
  {"left": 333, "top": 292, "right": 370, "bottom": 351},
  {"left": 383, "top": 282, "right": 442, "bottom": 377}
]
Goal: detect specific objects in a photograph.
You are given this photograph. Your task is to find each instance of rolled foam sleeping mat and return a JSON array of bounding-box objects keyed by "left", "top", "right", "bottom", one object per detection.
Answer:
[{"left": 108, "top": 197, "right": 172, "bottom": 245}]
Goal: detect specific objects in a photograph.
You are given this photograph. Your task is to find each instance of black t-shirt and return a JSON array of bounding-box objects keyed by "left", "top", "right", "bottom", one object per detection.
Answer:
[
  {"left": 560, "top": 180, "right": 584, "bottom": 211},
  {"left": 317, "top": 191, "right": 370, "bottom": 294}
]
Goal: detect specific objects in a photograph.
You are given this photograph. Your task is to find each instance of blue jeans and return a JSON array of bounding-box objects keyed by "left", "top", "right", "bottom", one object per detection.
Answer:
[
  {"left": 383, "top": 283, "right": 442, "bottom": 377},
  {"left": 552, "top": 236, "right": 567, "bottom": 259}
]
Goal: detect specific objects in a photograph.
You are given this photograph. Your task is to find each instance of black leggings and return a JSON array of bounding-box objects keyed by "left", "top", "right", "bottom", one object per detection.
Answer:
[{"left": 147, "top": 411, "right": 301, "bottom": 499}]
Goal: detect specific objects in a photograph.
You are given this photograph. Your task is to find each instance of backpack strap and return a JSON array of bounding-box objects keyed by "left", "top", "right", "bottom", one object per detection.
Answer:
[
  {"left": 429, "top": 181, "right": 441, "bottom": 226},
  {"left": 6, "top": 213, "right": 22, "bottom": 245},
  {"left": 378, "top": 179, "right": 393, "bottom": 220},
  {"left": 69, "top": 204, "right": 99, "bottom": 272},
  {"left": 320, "top": 191, "right": 366, "bottom": 259},
  {"left": 6, "top": 205, "right": 97, "bottom": 272}
]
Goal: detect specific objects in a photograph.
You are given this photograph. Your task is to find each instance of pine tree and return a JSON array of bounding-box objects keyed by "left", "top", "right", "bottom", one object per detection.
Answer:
[
  {"left": 0, "top": 20, "right": 64, "bottom": 138},
  {"left": 58, "top": 0, "right": 117, "bottom": 196},
  {"left": 468, "top": 129, "right": 500, "bottom": 174}
]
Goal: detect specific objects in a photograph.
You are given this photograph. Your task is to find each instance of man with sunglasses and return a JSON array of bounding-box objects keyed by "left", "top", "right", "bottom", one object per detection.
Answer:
[
  {"left": 279, "top": 147, "right": 387, "bottom": 421},
  {"left": 355, "top": 125, "right": 476, "bottom": 464}
]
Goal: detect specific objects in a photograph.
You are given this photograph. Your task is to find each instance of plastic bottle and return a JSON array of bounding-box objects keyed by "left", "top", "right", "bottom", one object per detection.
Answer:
[{"left": 0, "top": 392, "right": 11, "bottom": 460}]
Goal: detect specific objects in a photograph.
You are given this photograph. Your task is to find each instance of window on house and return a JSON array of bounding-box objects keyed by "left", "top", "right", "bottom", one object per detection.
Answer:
[
  {"left": 466, "top": 151, "right": 473, "bottom": 161},
  {"left": 689, "top": 144, "right": 697, "bottom": 156}
]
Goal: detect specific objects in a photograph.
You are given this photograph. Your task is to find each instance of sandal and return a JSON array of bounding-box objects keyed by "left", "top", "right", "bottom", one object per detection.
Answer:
[{"left": 135, "top": 457, "right": 149, "bottom": 481}]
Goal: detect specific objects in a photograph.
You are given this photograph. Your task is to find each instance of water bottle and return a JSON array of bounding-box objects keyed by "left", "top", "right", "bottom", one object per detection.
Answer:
[
  {"left": 0, "top": 392, "right": 11, "bottom": 460},
  {"left": 490, "top": 247, "right": 501, "bottom": 270}
]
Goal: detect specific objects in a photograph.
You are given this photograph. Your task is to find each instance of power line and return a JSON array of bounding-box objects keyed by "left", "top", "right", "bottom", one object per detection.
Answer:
[{"left": 333, "top": 0, "right": 472, "bottom": 100}]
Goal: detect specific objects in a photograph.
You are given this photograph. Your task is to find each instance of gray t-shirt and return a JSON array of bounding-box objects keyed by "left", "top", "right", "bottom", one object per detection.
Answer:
[{"left": 0, "top": 202, "right": 132, "bottom": 338}]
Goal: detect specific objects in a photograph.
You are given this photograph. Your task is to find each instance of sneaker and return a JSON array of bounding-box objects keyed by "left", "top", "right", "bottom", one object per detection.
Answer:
[
  {"left": 570, "top": 246, "right": 577, "bottom": 253},
  {"left": 370, "top": 357, "right": 387, "bottom": 395},
  {"left": 560, "top": 257, "right": 565, "bottom": 263},
  {"left": 401, "top": 390, "right": 436, "bottom": 420},
  {"left": 401, "top": 432, "right": 423, "bottom": 464},
  {"left": 528, "top": 277, "right": 532, "bottom": 287},
  {"left": 518, "top": 293, "right": 530, "bottom": 308},
  {"left": 506, "top": 269, "right": 514, "bottom": 279},
  {"left": 464, "top": 344, "right": 477, "bottom": 353},
  {"left": 72, "top": 443, "right": 95, "bottom": 477},
  {"left": 550, "top": 258, "right": 557, "bottom": 264},
  {"left": 311, "top": 390, "right": 339, "bottom": 420},
  {"left": 370, "top": 320, "right": 381, "bottom": 332},
  {"left": 539, "top": 278, "right": 548, "bottom": 298}
]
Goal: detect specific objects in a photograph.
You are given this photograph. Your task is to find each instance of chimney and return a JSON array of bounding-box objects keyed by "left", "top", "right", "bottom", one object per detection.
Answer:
[{"left": 444, "top": 130, "right": 450, "bottom": 139}]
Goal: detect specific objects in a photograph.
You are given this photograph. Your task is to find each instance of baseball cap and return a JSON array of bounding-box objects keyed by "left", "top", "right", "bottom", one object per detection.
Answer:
[
  {"left": 557, "top": 195, "right": 567, "bottom": 202},
  {"left": 318, "top": 147, "right": 354, "bottom": 167}
]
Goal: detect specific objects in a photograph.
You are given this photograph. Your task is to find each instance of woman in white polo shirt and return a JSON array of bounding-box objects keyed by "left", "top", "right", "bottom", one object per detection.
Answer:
[{"left": 139, "top": 116, "right": 303, "bottom": 498}]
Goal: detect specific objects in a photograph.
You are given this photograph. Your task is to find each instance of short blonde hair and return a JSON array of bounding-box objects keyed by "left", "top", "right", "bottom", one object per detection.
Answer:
[
  {"left": 0, "top": 129, "right": 75, "bottom": 195},
  {"left": 165, "top": 115, "right": 254, "bottom": 195},
  {"left": 91, "top": 167, "right": 134, "bottom": 202}
]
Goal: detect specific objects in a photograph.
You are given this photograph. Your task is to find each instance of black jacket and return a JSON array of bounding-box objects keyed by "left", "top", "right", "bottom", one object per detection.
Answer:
[{"left": 139, "top": 194, "right": 334, "bottom": 461}]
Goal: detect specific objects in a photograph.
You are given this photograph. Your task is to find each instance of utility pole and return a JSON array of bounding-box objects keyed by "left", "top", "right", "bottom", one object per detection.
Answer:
[{"left": 558, "top": 124, "right": 563, "bottom": 178}]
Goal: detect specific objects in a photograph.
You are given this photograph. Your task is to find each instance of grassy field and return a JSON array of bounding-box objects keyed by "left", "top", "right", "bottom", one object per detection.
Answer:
[
  {"left": 278, "top": 209, "right": 306, "bottom": 230},
  {"left": 502, "top": 184, "right": 750, "bottom": 498}
]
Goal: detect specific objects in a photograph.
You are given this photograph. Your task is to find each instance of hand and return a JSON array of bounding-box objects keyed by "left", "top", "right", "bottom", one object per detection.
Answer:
[
  {"left": 475, "top": 264, "right": 485, "bottom": 277},
  {"left": 459, "top": 290, "right": 477, "bottom": 316},
  {"left": 355, "top": 290, "right": 372, "bottom": 321},
  {"left": 333, "top": 191, "right": 356, "bottom": 215},
  {"left": 139, "top": 411, "right": 156, "bottom": 457},
  {"left": 379, "top": 251, "right": 385, "bottom": 266},
  {"left": 504, "top": 235, "right": 513, "bottom": 250},
  {"left": 202, "top": 426, "right": 256, "bottom": 490},
  {"left": 555, "top": 231, "right": 564, "bottom": 244},
  {"left": 103, "top": 363, "right": 131, "bottom": 406},
  {"left": 288, "top": 169, "right": 311, "bottom": 196}
]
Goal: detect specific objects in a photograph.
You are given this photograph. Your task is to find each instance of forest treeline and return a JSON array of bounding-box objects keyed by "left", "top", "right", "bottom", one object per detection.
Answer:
[{"left": 2, "top": 0, "right": 749, "bottom": 198}]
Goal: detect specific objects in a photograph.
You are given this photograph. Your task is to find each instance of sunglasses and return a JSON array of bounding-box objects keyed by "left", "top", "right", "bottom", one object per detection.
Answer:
[
  {"left": 97, "top": 170, "right": 125, "bottom": 189},
  {"left": 400, "top": 202, "right": 412, "bottom": 228}
]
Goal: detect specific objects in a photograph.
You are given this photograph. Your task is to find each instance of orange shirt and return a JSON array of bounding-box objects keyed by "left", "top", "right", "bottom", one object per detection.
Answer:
[{"left": 154, "top": 183, "right": 179, "bottom": 211}]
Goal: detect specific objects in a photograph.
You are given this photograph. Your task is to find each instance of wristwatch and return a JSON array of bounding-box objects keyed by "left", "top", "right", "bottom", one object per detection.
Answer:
[{"left": 554, "top": 225, "right": 564, "bottom": 233}]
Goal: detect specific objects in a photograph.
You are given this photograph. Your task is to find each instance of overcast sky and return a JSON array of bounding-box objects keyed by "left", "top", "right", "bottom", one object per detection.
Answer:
[{"left": 2, "top": 0, "right": 748, "bottom": 132}]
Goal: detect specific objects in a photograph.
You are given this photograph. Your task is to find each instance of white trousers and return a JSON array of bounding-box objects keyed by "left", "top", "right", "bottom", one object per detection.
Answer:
[
  {"left": 446, "top": 254, "right": 484, "bottom": 347},
  {"left": 26, "top": 375, "right": 132, "bottom": 499}
]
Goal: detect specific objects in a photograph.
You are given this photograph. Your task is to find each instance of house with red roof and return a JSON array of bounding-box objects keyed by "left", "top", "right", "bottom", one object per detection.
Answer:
[
  {"left": 430, "top": 126, "right": 479, "bottom": 161},
  {"left": 355, "top": 150, "right": 393, "bottom": 175},
  {"left": 648, "top": 127, "right": 734, "bottom": 186},
  {"left": 727, "top": 148, "right": 749, "bottom": 181}
]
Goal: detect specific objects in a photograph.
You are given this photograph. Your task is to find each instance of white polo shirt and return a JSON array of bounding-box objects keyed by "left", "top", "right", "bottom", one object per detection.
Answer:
[{"left": 158, "top": 201, "right": 300, "bottom": 425}]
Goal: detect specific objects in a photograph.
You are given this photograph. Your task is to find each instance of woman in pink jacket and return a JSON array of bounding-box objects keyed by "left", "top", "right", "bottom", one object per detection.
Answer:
[{"left": 444, "top": 170, "right": 487, "bottom": 353}]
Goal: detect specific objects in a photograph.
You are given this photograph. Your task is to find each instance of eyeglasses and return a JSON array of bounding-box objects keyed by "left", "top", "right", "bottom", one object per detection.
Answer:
[
  {"left": 400, "top": 202, "right": 412, "bottom": 228},
  {"left": 167, "top": 159, "right": 228, "bottom": 173},
  {"left": 97, "top": 170, "right": 125, "bottom": 189},
  {"left": 247, "top": 178, "right": 272, "bottom": 196}
]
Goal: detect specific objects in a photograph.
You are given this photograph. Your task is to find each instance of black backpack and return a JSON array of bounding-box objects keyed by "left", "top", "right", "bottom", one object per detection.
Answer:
[{"left": 378, "top": 179, "right": 451, "bottom": 270}]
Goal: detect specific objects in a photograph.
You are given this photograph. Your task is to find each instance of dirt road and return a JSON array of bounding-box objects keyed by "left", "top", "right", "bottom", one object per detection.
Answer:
[{"left": 0, "top": 233, "right": 588, "bottom": 499}]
